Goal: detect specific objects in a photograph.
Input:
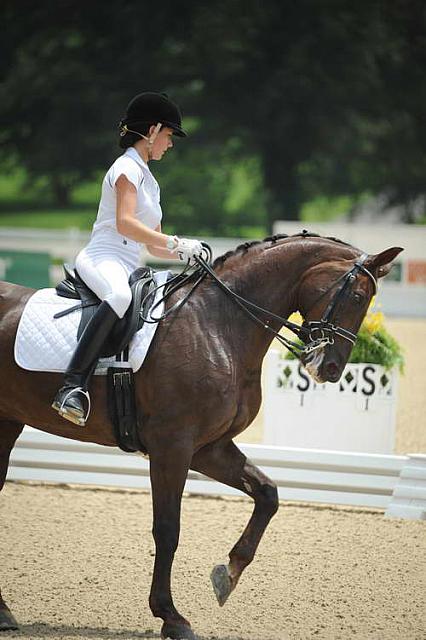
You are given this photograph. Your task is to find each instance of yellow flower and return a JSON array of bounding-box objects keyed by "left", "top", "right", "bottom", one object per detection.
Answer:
[{"left": 362, "top": 310, "right": 385, "bottom": 334}]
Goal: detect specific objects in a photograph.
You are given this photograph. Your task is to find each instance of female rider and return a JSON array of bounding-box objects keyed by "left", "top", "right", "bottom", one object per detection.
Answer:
[{"left": 52, "top": 92, "right": 203, "bottom": 426}]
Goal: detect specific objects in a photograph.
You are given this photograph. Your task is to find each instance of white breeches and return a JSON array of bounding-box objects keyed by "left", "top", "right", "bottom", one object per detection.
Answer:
[{"left": 75, "top": 249, "right": 134, "bottom": 319}]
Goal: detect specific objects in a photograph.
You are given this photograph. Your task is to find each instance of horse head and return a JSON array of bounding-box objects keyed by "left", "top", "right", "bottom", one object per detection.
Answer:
[{"left": 297, "top": 244, "right": 403, "bottom": 384}]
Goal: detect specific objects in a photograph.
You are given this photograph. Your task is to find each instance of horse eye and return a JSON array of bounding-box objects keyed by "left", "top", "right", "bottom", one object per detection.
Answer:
[{"left": 353, "top": 292, "right": 364, "bottom": 304}]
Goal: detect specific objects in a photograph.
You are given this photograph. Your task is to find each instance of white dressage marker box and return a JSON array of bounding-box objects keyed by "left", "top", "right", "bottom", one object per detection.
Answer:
[{"left": 263, "top": 351, "right": 399, "bottom": 454}]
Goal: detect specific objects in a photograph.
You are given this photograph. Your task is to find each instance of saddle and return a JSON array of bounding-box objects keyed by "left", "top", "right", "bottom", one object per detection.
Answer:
[
  {"left": 55, "top": 264, "right": 156, "bottom": 358},
  {"left": 54, "top": 264, "right": 157, "bottom": 454}
]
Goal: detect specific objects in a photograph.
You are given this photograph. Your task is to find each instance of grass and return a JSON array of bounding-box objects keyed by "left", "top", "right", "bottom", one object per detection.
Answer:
[
  {"left": 0, "top": 210, "right": 96, "bottom": 229},
  {"left": 0, "top": 166, "right": 100, "bottom": 229},
  {"left": 0, "top": 164, "right": 373, "bottom": 233},
  {"left": 0, "top": 212, "right": 270, "bottom": 238}
]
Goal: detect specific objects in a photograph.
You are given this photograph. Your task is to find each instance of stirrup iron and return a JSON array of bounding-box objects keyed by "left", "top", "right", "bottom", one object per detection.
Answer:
[{"left": 53, "top": 387, "right": 91, "bottom": 427}]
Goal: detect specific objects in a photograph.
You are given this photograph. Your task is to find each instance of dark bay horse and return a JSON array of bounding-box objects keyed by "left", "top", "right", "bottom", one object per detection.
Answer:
[{"left": 0, "top": 233, "right": 402, "bottom": 639}]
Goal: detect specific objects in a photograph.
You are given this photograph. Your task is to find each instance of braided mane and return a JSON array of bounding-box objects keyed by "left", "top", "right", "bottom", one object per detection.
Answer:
[{"left": 212, "top": 231, "right": 352, "bottom": 269}]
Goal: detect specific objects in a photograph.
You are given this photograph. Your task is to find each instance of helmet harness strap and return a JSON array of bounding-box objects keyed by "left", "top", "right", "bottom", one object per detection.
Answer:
[{"left": 120, "top": 122, "right": 162, "bottom": 160}]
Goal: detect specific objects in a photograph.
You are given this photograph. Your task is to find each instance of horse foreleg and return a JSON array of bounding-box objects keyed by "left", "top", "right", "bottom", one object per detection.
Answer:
[
  {"left": 191, "top": 440, "right": 279, "bottom": 607},
  {"left": 0, "top": 420, "right": 24, "bottom": 630},
  {"left": 148, "top": 445, "right": 195, "bottom": 640}
]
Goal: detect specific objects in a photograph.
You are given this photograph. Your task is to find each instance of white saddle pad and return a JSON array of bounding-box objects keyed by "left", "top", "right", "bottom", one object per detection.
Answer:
[{"left": 14, "top": 271, "right": 170, "bottom": 375}]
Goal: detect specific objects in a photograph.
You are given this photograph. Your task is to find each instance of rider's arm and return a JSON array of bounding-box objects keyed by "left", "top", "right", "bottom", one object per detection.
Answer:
[
  {"left": 146, "top": 225, "right": 179, "bottom": 259},
  {"left": 115, "top": 174, "right": 176, "bottom": 253},
  {"left": 116, "top": 174, "right": 202, "bottom": 263}
]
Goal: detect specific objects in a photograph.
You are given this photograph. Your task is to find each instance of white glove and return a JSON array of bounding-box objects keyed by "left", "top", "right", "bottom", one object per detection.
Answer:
[{"left": 175, "top": 237, "right": 203, "bottom": 264}]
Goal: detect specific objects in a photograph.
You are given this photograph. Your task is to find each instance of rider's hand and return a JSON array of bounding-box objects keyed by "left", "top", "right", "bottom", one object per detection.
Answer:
[{"left": 175, "top": 237, "right": 203, "bottom": 264}]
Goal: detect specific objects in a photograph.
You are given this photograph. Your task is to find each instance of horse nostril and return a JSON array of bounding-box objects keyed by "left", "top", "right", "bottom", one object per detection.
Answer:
[{"left": 325, "top": 361, "right": 339, "bottom": 380}]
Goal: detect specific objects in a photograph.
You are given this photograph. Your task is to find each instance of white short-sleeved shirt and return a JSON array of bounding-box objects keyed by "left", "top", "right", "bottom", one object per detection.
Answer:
[{"left": 91, "top": 146, "right": 163, "bottom": 240}]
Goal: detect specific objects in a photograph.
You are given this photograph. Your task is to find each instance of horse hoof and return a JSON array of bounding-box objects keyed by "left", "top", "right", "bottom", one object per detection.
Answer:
[
  {"left": 0, "top": 606, "right": 19, "bottom": 631},
  {"left": 210, "top": 563, "right": 232, "bottom": 607},
  {"left": 161, "top": 621, "right": 196, "bottom": 640}
]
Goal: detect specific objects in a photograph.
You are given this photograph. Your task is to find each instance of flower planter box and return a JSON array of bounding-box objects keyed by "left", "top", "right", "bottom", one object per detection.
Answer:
[{"left": 263, "top": 350, "right": 399, "bottom": 453}]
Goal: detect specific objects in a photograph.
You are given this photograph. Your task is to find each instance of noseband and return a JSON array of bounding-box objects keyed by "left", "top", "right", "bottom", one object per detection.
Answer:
[{"left": 301, "top": 253, "right": 378, "bottom": 354}]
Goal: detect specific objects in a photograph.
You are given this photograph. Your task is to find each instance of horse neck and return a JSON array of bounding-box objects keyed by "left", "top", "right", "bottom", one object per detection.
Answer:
[
  {"left": 210, "top": 237, "right": 358, "bottom": 367},
  {"left": 210, "top": 241, "right": 310, "bottom": 366}
]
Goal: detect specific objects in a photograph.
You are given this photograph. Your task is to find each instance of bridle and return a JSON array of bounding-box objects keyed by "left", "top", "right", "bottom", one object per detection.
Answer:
[
  {"left": 300, "top": 253, "right": 378, "bottom": 355},
  {"left": 140, "top": 244, "right": 378, "bottom": 361}
]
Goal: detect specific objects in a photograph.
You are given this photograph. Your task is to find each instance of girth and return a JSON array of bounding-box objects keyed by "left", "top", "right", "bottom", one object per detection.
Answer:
[{"left": 54, "top": 264, "right": 156, "bottom": 358}]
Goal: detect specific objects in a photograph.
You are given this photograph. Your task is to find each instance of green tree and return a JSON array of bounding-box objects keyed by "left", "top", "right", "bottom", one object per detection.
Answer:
[
  {"left": 1, "top": 0, "right": 425, "bottom": 227},
  {"left": 0, "top": 1, "right": 187, "bottom": 206},
  {"left": 182, "top": 0, "right": 426, "bottom": 224}
]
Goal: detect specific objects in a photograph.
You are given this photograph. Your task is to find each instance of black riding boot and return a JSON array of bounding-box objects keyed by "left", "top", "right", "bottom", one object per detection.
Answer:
[{"left": 52, "top": 301, "right": 119, "bottom": 426}]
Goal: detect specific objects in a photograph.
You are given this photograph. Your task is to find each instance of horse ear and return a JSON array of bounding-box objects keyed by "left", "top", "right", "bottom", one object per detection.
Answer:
[{"left": 365, "top": 247, "right": 404, "bottom": 278}]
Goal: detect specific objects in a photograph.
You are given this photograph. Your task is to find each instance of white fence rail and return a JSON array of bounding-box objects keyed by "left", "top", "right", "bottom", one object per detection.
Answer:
[{"left": 7, "top": 427, "right": 408, "bottom": 510}]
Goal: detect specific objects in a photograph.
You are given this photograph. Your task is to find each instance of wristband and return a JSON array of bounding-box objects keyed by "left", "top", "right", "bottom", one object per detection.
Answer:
[{"left": 166, "top": 235, "right": 178, "bottom": 251}]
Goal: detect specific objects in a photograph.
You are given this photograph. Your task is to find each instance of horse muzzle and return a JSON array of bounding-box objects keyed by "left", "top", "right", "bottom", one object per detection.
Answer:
[
  {"left": 302, "top": 347, "right": 344, "bottom": 384},
  {"left": 301, "top": 348, "right": 326, "bottom": 383},
  {"left": 322, "top": 358, "right": 342, "bottom": 383}
]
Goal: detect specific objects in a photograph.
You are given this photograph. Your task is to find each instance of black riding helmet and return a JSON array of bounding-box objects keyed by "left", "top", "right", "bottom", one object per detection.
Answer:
[{"left": 120, "top": 92, "right": 187, "bottom": 139}]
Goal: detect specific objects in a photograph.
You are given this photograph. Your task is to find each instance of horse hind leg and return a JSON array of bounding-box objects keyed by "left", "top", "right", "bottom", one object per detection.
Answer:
[
  {"left": 0, "top": 420, "right": 24, "bottom": 631},
  {"left": 191, "top": 440, "right": 279, "bottom": 607}
]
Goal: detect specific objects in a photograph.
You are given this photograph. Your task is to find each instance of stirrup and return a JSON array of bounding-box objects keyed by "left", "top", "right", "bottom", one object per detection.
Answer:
[{"left": 52, "top": 387, "right": 91, "bottom": 427}]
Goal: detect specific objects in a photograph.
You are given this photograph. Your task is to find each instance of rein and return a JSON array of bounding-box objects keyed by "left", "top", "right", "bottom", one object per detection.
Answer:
[
  {"left": 138, "top": 249, "right": 211, "bottom": 323},
  {"left": 194, "top": 251, "right": 310, "bottom": 358},
  {"left": 140, "top": 242, "right": 378, "bottom": 360}
]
